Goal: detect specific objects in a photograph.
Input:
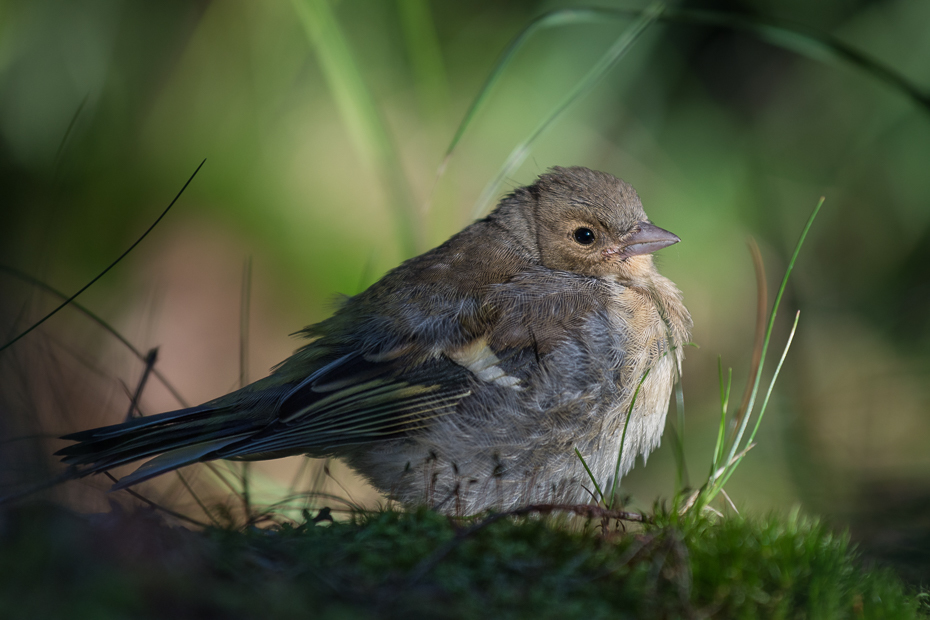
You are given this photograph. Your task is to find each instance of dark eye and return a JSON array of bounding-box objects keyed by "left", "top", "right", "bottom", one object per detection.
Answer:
[{"left": 572, "top": 227, "right": 596, "bottom": 245}]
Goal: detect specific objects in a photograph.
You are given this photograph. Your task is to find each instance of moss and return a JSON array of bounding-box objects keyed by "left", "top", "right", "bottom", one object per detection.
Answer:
[{"left": 0, "top": 503, "right": 925, "bottom": 619}]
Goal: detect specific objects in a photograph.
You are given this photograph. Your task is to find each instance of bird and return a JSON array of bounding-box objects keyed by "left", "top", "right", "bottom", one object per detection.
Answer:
[{"left": 57, "top": 166, "right": 691, "bottom": 515}]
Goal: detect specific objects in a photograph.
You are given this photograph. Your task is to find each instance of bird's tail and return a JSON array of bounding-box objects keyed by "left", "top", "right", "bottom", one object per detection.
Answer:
[{"left": 55, "top": 404, "right": 260, "bottom": 490}]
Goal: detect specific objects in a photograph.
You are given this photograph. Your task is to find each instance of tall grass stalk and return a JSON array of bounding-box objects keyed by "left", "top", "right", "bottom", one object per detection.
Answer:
[
  {"left": 292, "top": 0, "right": 420, "bottom": 256},
  {"left": 711, "top": 358, "right": 732, "bottom": 476},
  {"left": 472, "top": 3, "right": 663, "bottom": 217},
  {"left": 607, "top": 368, "right": 652, "bottom": 508},
  {"left": 436, "top": 6, "right": 928, "bottom": 213},
  {"left": 697, "top": 197, "right": 824, "bottom": 510}
]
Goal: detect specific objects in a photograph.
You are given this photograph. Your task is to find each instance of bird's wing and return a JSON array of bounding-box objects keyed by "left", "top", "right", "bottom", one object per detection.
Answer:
[
  {"left": 215, "top": 350, "right": 475, "bottom": 458},
  {"left": 58, "top": 348, "right": 477, "bottom": 489},
  {"left": 221, "top": 269, "right": 616, "bottom": 458}
]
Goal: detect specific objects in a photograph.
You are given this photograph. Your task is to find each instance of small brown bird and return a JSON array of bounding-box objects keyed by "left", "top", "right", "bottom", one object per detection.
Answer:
[{"left": 58, "top": 167, "right": 691, "bottom": 514}]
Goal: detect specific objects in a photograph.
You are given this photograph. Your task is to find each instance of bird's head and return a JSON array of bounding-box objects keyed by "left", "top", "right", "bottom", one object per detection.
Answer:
[{"left": 521, "top": 166, "right": 679, "bottom": 282}]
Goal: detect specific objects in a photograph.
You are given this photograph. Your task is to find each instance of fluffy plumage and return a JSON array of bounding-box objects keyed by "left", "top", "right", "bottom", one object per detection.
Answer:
[{"left": 58, "top": 166, "right": 691, "bottom": 514}]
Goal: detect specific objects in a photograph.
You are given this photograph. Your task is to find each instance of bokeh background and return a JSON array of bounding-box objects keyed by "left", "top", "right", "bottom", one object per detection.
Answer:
[{"left": 1, "top": 0, "right": 929, "bottom": 579}]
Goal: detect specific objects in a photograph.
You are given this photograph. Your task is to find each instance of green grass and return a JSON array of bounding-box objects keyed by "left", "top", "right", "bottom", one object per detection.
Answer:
[{"left": 1, "top": 502, "right": 925, "bottom": 619}]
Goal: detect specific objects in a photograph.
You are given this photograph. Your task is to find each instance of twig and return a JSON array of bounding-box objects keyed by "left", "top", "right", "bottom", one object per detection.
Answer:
[
  {"left": 103, "top": 472, "right": 209, "bottom": 528},
  {"left": 124, "top": 348, "right": 158, "bottom": 421}
]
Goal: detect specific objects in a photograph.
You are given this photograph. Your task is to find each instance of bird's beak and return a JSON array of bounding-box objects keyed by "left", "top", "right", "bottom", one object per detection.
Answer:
[{"left": 617, "top": 222, "right": 680, "bottom": 257}]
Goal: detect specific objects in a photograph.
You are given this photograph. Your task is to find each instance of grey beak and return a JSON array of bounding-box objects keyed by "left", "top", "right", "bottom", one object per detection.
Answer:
[{"left": 619, "top": 222, "right": 680, "bottom": 257}]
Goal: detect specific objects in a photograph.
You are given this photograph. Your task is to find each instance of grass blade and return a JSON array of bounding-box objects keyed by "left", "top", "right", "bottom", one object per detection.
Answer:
[
  {"left": 397, "top": 0, "right": 450, "bottom": 125},
  {"left": 608, "top": 368, "right": 651, "bottom": 508},
  {"left": 472, "top": 3, "right": 663, "bottom": 217},
  {"left": 292, "top": 0, "right": 420, "bottom": 255},
  {"left": 574, "top": 447, "right": 605, "bottom": 503},
  {"left": 439, "top": 7, "right": 639, "bottom": 173},
  {"left": 673, "top": 370, "right": 688, "bottom": 493},
  {"left": 0, "top": 265, "right": 190, "bottom": 407},
  {"left": 710, "top": 357, "right": 731, "bottom": 478},
  {"left": 735, "top": 238, "right": 767, "bottom": 430},
  {"left": 711, "top": 311, "right": 799, "bottom": 498},
  {"left": 667, "top": 8, "right": 930, "bottom": 112},
  {"left": 0, "top": 159, "right": 206, "bottom": 354},
  {"left": 746, "top": 310, "right": 801, "bottom": 449},
  {"left": 436, "top": 6, "right": 928, "bottom": 201},
  {"left": 724, "top": 197, "right": 823, "bottom": 470},
  {"left": 708, "top": 311, "right": 801, "bottom": 500},
  {"left": 700, "top": 198, "right": 822, "bottom": 509}
]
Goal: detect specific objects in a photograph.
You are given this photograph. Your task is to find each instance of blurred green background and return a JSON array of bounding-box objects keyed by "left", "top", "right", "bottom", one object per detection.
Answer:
[{"left": 1, "top": 0, "right": 929, "bottom": 578}]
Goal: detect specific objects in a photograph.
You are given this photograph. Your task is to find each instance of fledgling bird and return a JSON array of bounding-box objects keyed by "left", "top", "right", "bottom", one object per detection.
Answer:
[{"left": 58, "top": 166, "right": 691, "bottom": 514}]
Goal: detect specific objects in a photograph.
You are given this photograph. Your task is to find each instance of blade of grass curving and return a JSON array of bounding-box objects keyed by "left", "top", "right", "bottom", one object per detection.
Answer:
[
  {"left": 53, "top": 94, "right": 88, "bottom": 170},
  {"left": 425, "top": 7, "right": 644, "bottom": 215},
  {"left": 745, "top": 311, "right": 800, "bottom": 451},
  {"left": 0, "top": 265, "right": 190, "bottom": 407},
  {"left": 709, "top": 443, "right": 756, "bottom": 484},
  {"left": 674, "top": 369, "right": 689, "bottom": 492},
  {"left": 239, "top": 257, "right": 253, "bottom": 522},
  {"left": 438, "top": 7, "right": 639, "bottom": 175},
  {"left": 712, "top": 198, "right": 822, "bottom": 504},
  {"left": 397, "top": 0, "right": 450, "bottom": 125},
  {"left": 292, "top": 0, "right": 420, "bottom": 255},
  {"left": 608, "top": 367, "right": 651, "bottom": 508},
  {"left": 734, "top": 238, "right": 767, "bottom": 432},
  {"left": 710, "top": 358, "right": 732, "bottom": 478},
  {"left": 709, "top": 312, "right": 799, "bottom": 500},
  {"left": 437, "top": 6, "right": 928, "bottom": 202},
  {"left": 267, "top": 490, "right": 371, "bottom": 514},
  {"left": 472, "top": 3, "right": 663, "bottom": 217},
  {"left": 574, "top": 447, "right": 605, "bottom": 503},
  {"left": 0, "top": 159, "right": 206, "bottom": 355},
  {"left": 665, "top": 8, "right": 930, "bottom": 112},
  {"left": 723, "top": 198, "right": 822, "bottom": 470}
]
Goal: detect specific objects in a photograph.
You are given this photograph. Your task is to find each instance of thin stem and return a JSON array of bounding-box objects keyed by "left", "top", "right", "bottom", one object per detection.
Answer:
[
  {"left": 710, "top": 358, "right": 731, "bottom": 479},
  {"left": 722, "top": 198, "right": 823, "bottom": 474},
  {"left": 0, "top": 160, "right": 206, "bottom": 354},
  {"left": 0, "top": 265, "right": 190, "bottom": 407},
  {"left": 609, "top": 367, "right": 651, "bottom": 508},
  {"left": 472, "top": 3, "right": 663, "bottom": 217},
  {"left": 574, "top": 448, "right": 605, "bottom": 503}
]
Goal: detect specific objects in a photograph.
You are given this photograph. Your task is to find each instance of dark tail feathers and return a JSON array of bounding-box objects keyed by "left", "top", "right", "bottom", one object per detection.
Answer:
[{"left": 56, "top": 405, "right": 258, "bottom": 489}]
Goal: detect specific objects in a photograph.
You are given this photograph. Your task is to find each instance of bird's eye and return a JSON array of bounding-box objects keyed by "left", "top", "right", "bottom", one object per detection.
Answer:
[{"left": 572, "top": 227, "right": 596, "bottom": 245}]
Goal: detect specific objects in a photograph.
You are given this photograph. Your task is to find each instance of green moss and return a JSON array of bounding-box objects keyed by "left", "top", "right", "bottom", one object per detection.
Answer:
[{"left": 0, "top": 503, "right": 925, "bottom": 619}]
